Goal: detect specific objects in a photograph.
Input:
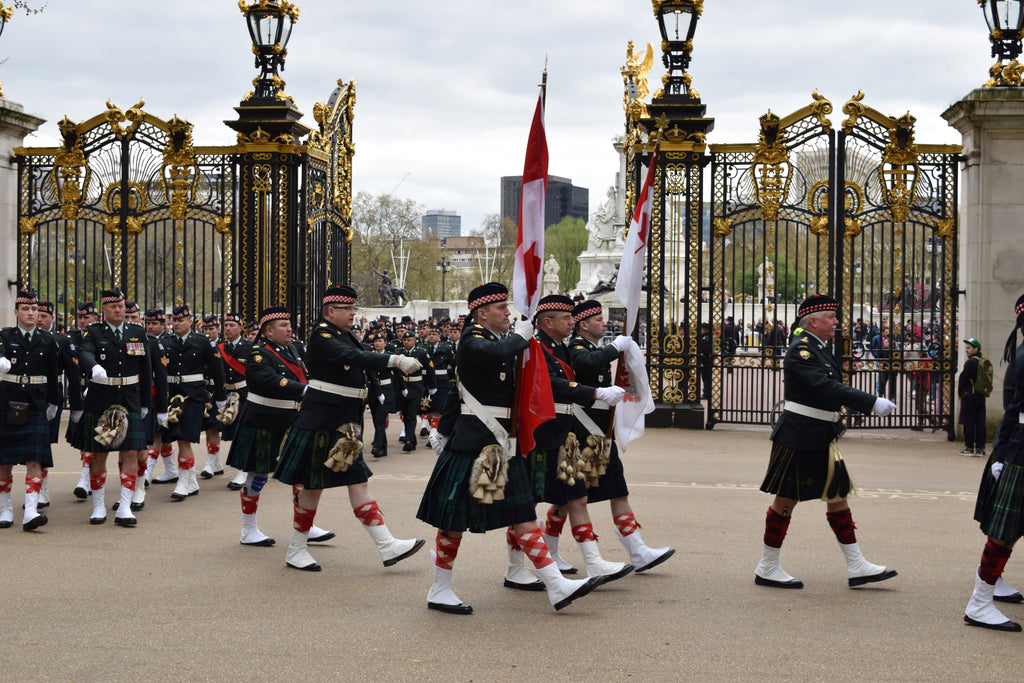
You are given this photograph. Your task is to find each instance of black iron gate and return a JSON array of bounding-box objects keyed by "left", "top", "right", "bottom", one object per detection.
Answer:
[{"left": 707, "top": 92, "right": 960, "bottom": 435}]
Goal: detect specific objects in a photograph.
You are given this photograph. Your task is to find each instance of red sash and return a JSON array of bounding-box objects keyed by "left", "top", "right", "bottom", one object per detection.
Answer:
[
  {"left": 539, "top": 340, "right": 575, "bottom": 381},
  {"left": 262, "top": 344, "right": 307, "bottom": 384},
  {"left": 218, "top": 341, "right": 247, "bottom": 377}
]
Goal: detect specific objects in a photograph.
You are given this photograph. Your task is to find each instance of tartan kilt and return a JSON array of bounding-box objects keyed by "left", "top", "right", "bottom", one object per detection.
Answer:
[
  {"left": 429, "top": 386, "right": 450, "bottom": 414},
  {"left": 581, "top": 441, "right": 629, "bottom": 503},
  {"left": 528, "top": 447, "right": 589, "bottom": 506},
  {"left": 47, "top": 413, "right": 60, "bottom": 445},
  {"left": 65, "top": 413, "right": 83, "bottom": 447},
  {"left": 974, "top": 449, "right": 1002, "bottom": 527},
  {"left": 273, "top": 426, "right": 372, "bottom": 490},
  {"left": 143, "top": 407, "right": 157, "bottom": 445},
  {"left": 201, "top": 402, "right": 221, "bottom": 431},
  {"left": 161, "top": 398, "right": 205, "bottom": 444},
  {"left": 221, "top": 416, "right": 241, "bottom": 442},
  {"left": 70, "top": 408, "right": 147, "bottom": 453},
  {"left": 226, "top": 423, "right": 285, "bottom": 474},
  {"left": 416, "top": 447, "right": 537, "bottom": 533},
  {"left": 0, "top": 408, "right": 53, "bottom": 466},
  {"left": 980, "top": 461, "right": 1024, "bottom": 543},
  {"left": 759, "top": 441, "right": 853, "bottom": 502}
]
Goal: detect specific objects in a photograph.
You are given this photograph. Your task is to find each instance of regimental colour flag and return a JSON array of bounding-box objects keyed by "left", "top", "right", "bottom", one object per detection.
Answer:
[
  {"left": 512, "top": 87, "right": 548, "bottom": 319},
  {"left": 615, "top": 147, "right": 657, "bottom": 337}
]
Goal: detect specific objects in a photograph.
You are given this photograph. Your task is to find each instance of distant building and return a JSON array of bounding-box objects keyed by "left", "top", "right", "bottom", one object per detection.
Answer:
[
  {"left": 500, "top": 175, "right": 588, "bottom": 229},
  {"left": 422, "top": 209, "right": 462, "bottom": 239}
]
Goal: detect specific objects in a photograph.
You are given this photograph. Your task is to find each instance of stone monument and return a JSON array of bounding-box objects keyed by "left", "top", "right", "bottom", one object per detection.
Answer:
[
  {"left": 542, "top": 254, "right": 560, "bottom": 295},
  {"left": 576, "top": 136, "right": 628, "bottom": 295}
]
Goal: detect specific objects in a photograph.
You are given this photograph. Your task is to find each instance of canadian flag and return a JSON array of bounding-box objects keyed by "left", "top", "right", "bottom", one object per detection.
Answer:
[
  {"left": 513, "top": 88, "right": 548, "bottom": 318},
  {"left": 615, "top": 147, "right": 657, "bottom": 337}
]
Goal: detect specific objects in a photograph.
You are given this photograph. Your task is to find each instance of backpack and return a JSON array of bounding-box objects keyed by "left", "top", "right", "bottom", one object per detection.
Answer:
[{"left": 974, "top": 357, "right": 994, "bottom": 397}]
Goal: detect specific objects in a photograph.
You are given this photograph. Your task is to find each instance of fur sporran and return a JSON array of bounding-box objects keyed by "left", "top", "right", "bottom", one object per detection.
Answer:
[
  {"left": 324, "top": 422, "right": 362, "bottom": 472},
  {"left": 94, "top": 404, "right": 129, "bottom": 449},
  {"left": 468, "top": 444, "right": 509, "bottom": 505}
]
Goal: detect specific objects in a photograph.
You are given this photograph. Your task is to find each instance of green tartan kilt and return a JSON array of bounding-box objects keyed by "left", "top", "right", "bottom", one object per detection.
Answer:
[
  {"left": 0, "top": 408, "right": 53, "bottom": 466},
  {"left": 201, "top": 402, "right": 221, "bottom": 431},
  {"left": 161, "top": 399, "right": 204, "bottom": 444},
  {"left": 580, "top": 441, "right": 629, "bottom": 503},
  {"left": 220, "top": 417, "right": 241, "bottom": 442},
  {"left": 65, "top": 413, "right": 83, "bottom": 447},
  {"left": 226, "top": 423, "right": 284, "bottom": 474},
  {"left": 273, "top": 426, "right": 371, "bottom": 489},
  {"left": 528, "top": 448, "right": 588, "bottom": 506},
  {"left": 759, "top": 441, "right": 853, "bottom": 502},
  {"left": 416, "top": 447, "right": 537, "bottom": 533},
  {"left": 70, "top": 409, "right": 147, "bottom": 453},
  {"left": 981, "top": 461, "right": 1024, "bottom": 543}
]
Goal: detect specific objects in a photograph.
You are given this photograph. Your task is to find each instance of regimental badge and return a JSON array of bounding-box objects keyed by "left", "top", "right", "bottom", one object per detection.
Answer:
[
  {"left": 279, "top": 378, "right": 288, "bottom": 387},
  {"left": 429, "top": 360, "right": 434, "bottom": 367},
  {"left": 569, "top": 381, "right": 578, "bottom": 388},
  {"left": 320, "top": 332, "right": 331, "bottom": 338},
  {"left": 800, "top": 337, "right": 809, "bottom": 343},
  {"left": 100, "top": 353, "right": 106, "bottom": 361},
  {"left": 10, "top": 356, "right": 16, "bottom": 365},
  {"left": 799, "top": 349, "right": 811, "bottom": 359},
  {"left": 343, "top": 365, "right": 350, "bottom": 371},
  {"left": 160, "top": 357, "right": 168, "bottom": 366},
  {"left": 499, "top": 372, "right": 506, "bottom": 381},
  {"left": 213, "top": 351, "right": 221, "bottom": 359},
  {"left": 598, "top": 375, "right": 605, "bottom": 382},
  {"left": 253, "top": 354, "right": 262, "bottom": 363}
]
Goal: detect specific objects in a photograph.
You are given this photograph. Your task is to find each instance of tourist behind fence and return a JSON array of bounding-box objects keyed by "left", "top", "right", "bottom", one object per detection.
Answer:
[
  {"left": 754, "top": 294, "right": 898, "bottom": 590},
  {"left": 959, "top": 337, "right": 991, "bottom": 457}
]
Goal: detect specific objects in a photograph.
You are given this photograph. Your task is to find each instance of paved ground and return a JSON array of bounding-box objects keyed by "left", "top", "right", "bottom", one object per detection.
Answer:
[{"left": 3, "top": 417, "right": 1021, "bottom": 681}]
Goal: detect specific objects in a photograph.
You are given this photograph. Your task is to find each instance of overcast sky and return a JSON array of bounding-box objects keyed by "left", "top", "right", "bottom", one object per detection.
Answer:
[{"left": 1, "top": 0, "right": 993, "bottom": 233}]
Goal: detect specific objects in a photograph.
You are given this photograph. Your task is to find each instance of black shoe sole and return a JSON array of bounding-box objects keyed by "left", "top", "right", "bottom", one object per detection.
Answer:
[
  {"left": 995, "top": 593, "right": 1024, "bottom": 604},
  {"left": 73, "top": 487, "right": 88, "bottom": 499},
  {"left": 848, "top": 569, "right": 897, "bottom": 588},
  {"left": 90, "top": 516, "right": 106, "bottom": 525},
  {"left": 170, "top": 493, "right": 187, "bottom": 501},
  {"left": 754, "top": 575, "right": 804, "bottom": 589},
  {"left": 114, "top": 517, "right": 138, "bottom": 527},
  {"left": 308, "top": 531, "right": 336, "bottom": 543},
  {"left": 428, "top": 601, "right": 473, "bottom": 615},
  {"left": 241, "top": 538, "right": 276, "bottom": 547},
  {"left": 22, "top": 514, "right": 47, "bottom": 531},
  {"left": 503, "top": 578, "right": 546, "bottom": 592},
  {"left": 130, "top": 502, "right": 144, "bottom": 511},
  {"left": 151, "top": 478, "right": 178, "bottom": 484},
  {"left": 964, "top": 614, "right": 1022, "bottom": 631},
  {"left": 554, "top": 576, "right": 606, "bottom": 611},
  {"left": 199, "top": 472, "right": 213, "bottom": 479},
  {"left": 0, "top": 521, "right": 11, "bottom": 529},
  {"left": 383, "top": 539, "right": 426, "bottom": 567},
  {"left": 635, "top": 548, "right": 676, "bottom": 574},
  {"left": 227, "top": 483, "right": 244, "bottom": 490},
  {"left": 559, "top": 566, "right": 579, "bottom": 575},
  {"left": 37, "top": 501, "right": 50, "bottom": 509},
  {"left": 286, "top": 561, "right": 322, "bottom": 572},
  {"left": 596, "top": 564, "right": 635, "bottom": 584}
]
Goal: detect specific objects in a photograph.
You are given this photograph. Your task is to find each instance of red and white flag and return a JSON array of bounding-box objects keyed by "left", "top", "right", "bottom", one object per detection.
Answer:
[
  {"left": 513, "top": 87, "right": 548, "bottom": 318},
  {"left": 615, "top": 148, "right": 657, "bottom": 336}
]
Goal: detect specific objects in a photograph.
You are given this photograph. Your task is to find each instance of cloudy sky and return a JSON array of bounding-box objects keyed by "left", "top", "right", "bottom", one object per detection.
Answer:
[{"left": 1, "top": 0, "right": 993, "bottom": 233}]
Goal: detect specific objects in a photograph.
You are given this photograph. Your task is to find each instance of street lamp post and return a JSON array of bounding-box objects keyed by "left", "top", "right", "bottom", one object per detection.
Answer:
[
  {"left": 436, "top": 237, "right": 450, "bottom": 302},
  {"left": 979, "top": 0, "right": 1024, "bottom": 86}
]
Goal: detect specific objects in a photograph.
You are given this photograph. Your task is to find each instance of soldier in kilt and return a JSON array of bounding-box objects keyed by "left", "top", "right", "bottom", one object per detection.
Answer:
[
  {"left": 754, "top": 294, "right": 898, "bottom": 590},
  {"left": 964, "top": 293, "right": 1024, "bottom": 631},
  {"left": 417, "top": 283, "right": 604, "bottom": 614},
  {"left": 36, "top": 299, "right": 82, "bottom": 509},
  {"left": 225, "top": 307, "right": 304, "bottom": 547},
  {"left": 199, "top": 314, "right": 226, "bottom": 479},
  {"left": 524, "top": 294, "right": 631, "bottom": 586},
  {"left": 273, "top": 285, "right": 425, "bottom": 572},
  {"left": 143, "top": 309, "right": 178, "bottom": 487},
  {"left": 160, "top": 305, "right": 226, "bottom": 501},
  {"left": 557, "top": 300, "right": 675, "bottom": 574},
  {"left": 125, "top": 303, "right": 167, "bottom": 511},
  {"left": 73, "top": 288, "right": 158, "bottom": 527},
  {"left": 218, "top": 312, "right": 251, "bottom": 490},
  {"left": 0, "top": 290, "right": 60, "bottom": 530},
  {"left": 68, "top": 300, "right": 98, "bottom": 499}
]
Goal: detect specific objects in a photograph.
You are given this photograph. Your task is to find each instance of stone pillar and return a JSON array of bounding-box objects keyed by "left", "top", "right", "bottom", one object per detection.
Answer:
[
  {"left": 943, "top": 89, "right": 1024, "bottom": 409},
  {"left": 0, "top": 99, "right": 45, "bottom": 328}
]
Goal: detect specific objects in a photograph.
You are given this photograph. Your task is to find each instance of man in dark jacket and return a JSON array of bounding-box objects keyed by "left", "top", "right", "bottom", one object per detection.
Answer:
[
  {"left": 755, "top": 295, "right": 898, "bottom": 590},
  {"left": 958, "top": 337, "right": 988, "bottom": 456},
  {"left": 36, "top": 299, "right": 82, "bottom": 509},
  {"left": 395, "top": 331, "right": 435, "bottom": 452}
]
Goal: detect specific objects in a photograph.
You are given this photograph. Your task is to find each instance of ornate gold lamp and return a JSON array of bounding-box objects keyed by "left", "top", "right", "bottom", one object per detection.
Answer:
[
  {"left": 240, "top": 0, "right": 299, "bottom": 102},
  {"left": 979, "top": 0, "right": 1024, "bottom": 86},
  {"left": 653, "top": 1, "right": 701, "bottom": 98}
]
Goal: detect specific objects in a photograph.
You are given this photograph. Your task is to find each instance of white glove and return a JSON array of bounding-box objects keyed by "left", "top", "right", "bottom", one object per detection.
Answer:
[
  {"left": 429, "top": 388, "right": 437, "bottom": 396},
  {"left": 46, "top": 403, "right": 58, "bottom": 421},
  {"left": 216, "top": 400, "right": 227, "bottom": 410},
  {"left": 612, "top": 335, "right": 631, "bottom": 352},
  {"left": 402, "top": 389, "right": 409, "bottom": 397},
  {"left": 513, "top": 318, "right": 534, "bottom": 341},
  {"left": 157, "top": 412, "right": 168, "bottom": 426},
  {"left": 0, "top": 357, "right": 10, "bottom": 374},
  {"left": 872, "top": 397, "right": 897, "bottom": 416},
  {"left": 992, "top": 462, "right": 1004, "bottom": 481},
  {"left": 378, "top": 394, "right": 385, "bottom": 405},
  {"left": 140, "top": 407, "right": 149, "bottom": 419},
  {"left": 393, "top": 355, "right": 422, "bottom": 375},
  {"left": 91, "top": 365, "right": 108, "bottom": 380},
  {"left": 428, "top": 428, "right": 448, "bottom": 455},
  {"left": 70, "top": 410, "right": 82, "bottom": 423},
  {"left": 595, "top": 386, "right": 626, "bottom": 406}
]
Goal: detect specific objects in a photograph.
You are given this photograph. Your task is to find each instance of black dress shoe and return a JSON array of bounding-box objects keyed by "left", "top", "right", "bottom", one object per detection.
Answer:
[
  {"left": 554, "top": 576, "right": 606, "bottom": 611},
  {"left": 964, "top": 614, "right": 1023, "bottom": 631},
  {"left": 37, "top": 500, "right": 50, "bottom": 509},
  {"left": 90, "top": 515, "right": 107, "bottom": 525},
  {"left": 598, "top": 563, "right": 635, "bottom": 584},
  {"left": 241, "top": 537, "right": 276, "bottom": 547},
  {"left": 114, "top": 516, "right": 138, "bottom": 527},
  {"left": 994, "top": 591, "right": 1024, "bottom": 604},
  {"left": 199, "top": 470, "right": 213, "bottom": 480},
  {"left": 112, "top": 501, "right": 119, "bottom": 511},
  {"left": 73, "top": 486, "right": 88, "bottom": 499},
  {"left": 403, "top": 442, "right": 416, "bottom": 452},
  {"left": 286, "top": 560, "right": 322, "bottom": 572},
  {"left": 419, "top": 427, "right": 429, "bottom": 437},
  {"left": 226, "top": 482, "right": 244, "bottom": 491},
  {"left": 382, "top": 539, "right": 426, "bottom": 567},
  {"left": 0, "top": 520, "right": 11, "bottom": 529},
  {"left": 754, "top": 575, "right": 804, "bottom": 589},
  {"left": 130, "top": 501, "right": 145, "bottom": 511},
  {"left": 635, "top": 548, "right": 676, "bottom": 573},
  {"left": 170, "top": 491, "right": 187, "bottom": 501},
  {"left": 308, "top": 530, "right": 336, "bottom": 543},
  {"left": 22, "top": 514, "right": 47, "bottom": 531},
  {"left": 428, "top": 600, "right": 473, "bottom": 615},
  {"left": 503, "top": 578, "right": 545, "bottom": 592},
  {"left": 848, "top": 568, "right": 897, "bottom": 588}
]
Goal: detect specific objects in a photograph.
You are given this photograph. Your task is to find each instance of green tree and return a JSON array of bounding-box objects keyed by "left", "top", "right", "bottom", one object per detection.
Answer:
[
  {"left": 471, "top": 214, "right": 516, "bottom": 287},
  {"left": 737, "top": 258, "right": 799, "bottom": 301},
  {"left": 350, "top": 192, "right": 434, "bottom": 303},
  {"left": 544, "top": 216, "right": 587, "bottom": 291}
]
